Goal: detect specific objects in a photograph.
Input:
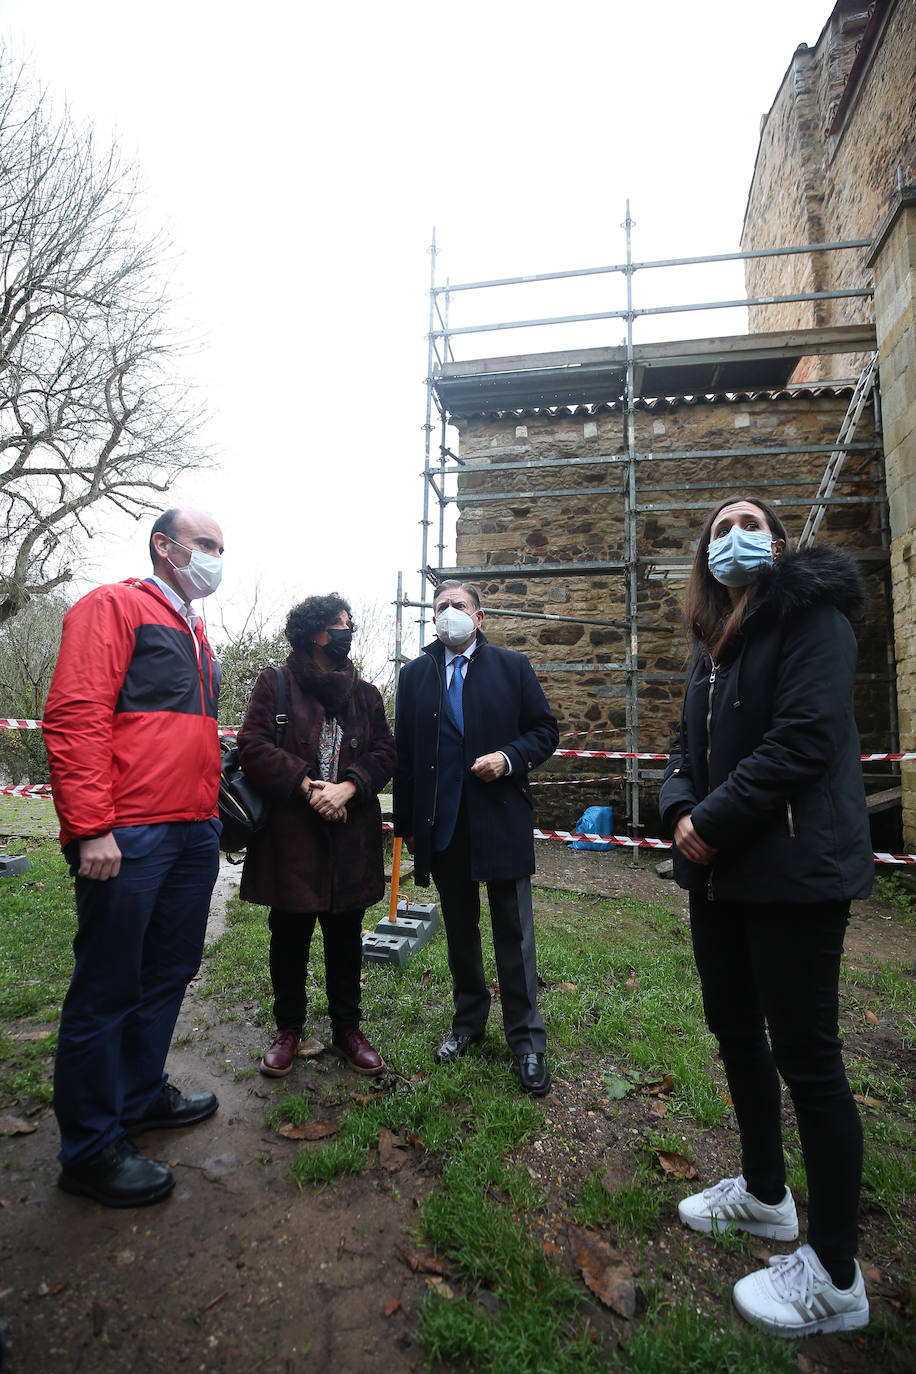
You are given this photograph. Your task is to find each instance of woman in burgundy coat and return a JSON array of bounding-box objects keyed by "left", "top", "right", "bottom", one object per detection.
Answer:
[{"left": 237, "top": 593, "right": 395, "bottom": 1078}]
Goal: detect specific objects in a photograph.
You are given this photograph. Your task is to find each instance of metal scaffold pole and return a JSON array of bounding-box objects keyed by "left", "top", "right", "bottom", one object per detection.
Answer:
[
  {"left": 420, "top": 228, "right": 438, "bottom": 649},
  {"left": 623, "top": 202, "right": 641, "bottom": 837}
]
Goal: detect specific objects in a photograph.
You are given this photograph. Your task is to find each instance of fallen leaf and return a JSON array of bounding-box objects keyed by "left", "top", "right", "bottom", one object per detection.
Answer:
[
  {"left": 350, "top": 1092, "right": 374, "bottom": 1105},
  {"left": 599, "top": 1166, "right": 632, "bottom": 1194},
  {"left": 425, "top": 1276, "right": 455, "bottom": 1299},
  {"left": 420, "top": 968, "right": 431, "bottom": 987},
  {"left": 378, "top": 1126, "right": 408, "bottom": 1172},
  {"left": 649, "top": 1099, "right": 668, "bottom": 1118},
  {"left": 864, "top": 1264, "right": 882, "bottom": 1284},
  {"left": 488, "top": 978, "right": 501, "bottom": 997},
  {"left": 398, "top": 1245, "right": 451, "bottom": 1276},
  {"left": 10, "top": 1030, "right": 52, "bottom": 1042},
  {"left": 655, "top": 1150, "right": 699, "bottom": 1180},
  {"left": 864, "top": 1010, "right": 879, "bottom": 1027},
  {"left": 601, "top": 1073, "right": 633, "bottom": 1101},
  {"left": 52, "top": 1282, "right": 68, "bottom": 1296},
  {"left": 553, "top": 982, "right": 578, "bottom": 993},
  {"left": 277, "top": 1119, "right": 339, "bottom": 1141},
  {"left": 648, "top": 1074, "right": 675, "bottom": 1097},
  {"left": 542, "top": 1240, "right": 560, "bottom": 1257},
  {"left": 383, "top": 1297, "right": 401, "bottom": 1318},
  {"left": 406, "top": 1133, "right": 425, "bottom": 1150},
  {"left": 625, "top": 974, "right": 640, "bottom": 994},
  {"left": 797, "top": 1356, "right": 815, "bottom": 1374},
  {"left": 569, "top": 1227, "right": 636, "bottom": 1318},
  {"left": 297, "top": 1036, "right": 325, "bottom": 1058},
  {"left": 0, "top": 1117, "right": 36, "bottom": 1136}
]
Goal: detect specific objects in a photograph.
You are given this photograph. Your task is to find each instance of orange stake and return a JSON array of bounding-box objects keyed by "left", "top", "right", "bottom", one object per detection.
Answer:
[{"left": 388, "top": 835, "right": 402, "bottom": 923}]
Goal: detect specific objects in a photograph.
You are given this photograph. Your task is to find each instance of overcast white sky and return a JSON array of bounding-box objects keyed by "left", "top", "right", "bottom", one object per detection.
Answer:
[{"left": 2, "top": 0, "right": 835, "bottom": 647}]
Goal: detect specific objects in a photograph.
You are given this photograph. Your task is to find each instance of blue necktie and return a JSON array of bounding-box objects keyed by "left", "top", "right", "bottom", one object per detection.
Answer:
[{"left": 448, "top": 655, "right": 466, "bottom": 734}]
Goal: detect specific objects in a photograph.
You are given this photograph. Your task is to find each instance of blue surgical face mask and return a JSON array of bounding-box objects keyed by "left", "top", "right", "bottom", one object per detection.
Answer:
[{"left": 707, "top": 525, "right": 774, "bottom": 588}]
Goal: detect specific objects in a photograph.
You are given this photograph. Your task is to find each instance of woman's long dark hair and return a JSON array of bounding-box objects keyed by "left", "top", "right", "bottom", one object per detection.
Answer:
[{"left": 684, "top": 496, "right": 790, "bottom": 661}]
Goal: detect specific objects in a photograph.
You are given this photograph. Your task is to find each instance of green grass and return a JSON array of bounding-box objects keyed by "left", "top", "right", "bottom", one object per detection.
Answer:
[
  {"left": 0, "top": 840, "right": 73, "bottom": 1105},
  {"left": 5, "top": 839, "right": 913, "bottom": 1372},
  {"left": 573, "top": 1166, "right": 663, "bottom": 1235},
  {"left": 872, "top": 872, "right": 916, "bottom": 921}
]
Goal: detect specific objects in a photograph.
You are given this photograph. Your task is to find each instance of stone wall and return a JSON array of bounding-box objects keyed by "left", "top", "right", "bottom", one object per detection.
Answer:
[
  {"left": 741, "top": 0, "right": 916, "bottom": 377},
  {"left": 451, "top": 393, "right": 890, "bottom": 830},
  {"left": 868, "top": 193, "right": 916, "bottom": 844}
]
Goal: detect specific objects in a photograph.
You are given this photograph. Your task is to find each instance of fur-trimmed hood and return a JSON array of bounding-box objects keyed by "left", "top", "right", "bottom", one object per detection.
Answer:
[{"left": 749, "top": 543, "right": 867, "bottom": 624}]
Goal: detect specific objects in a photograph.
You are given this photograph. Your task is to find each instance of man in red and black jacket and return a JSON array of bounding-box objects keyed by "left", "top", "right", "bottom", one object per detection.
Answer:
[{"left": 43, "top": 508, "right": 225, "bottom": 1207}]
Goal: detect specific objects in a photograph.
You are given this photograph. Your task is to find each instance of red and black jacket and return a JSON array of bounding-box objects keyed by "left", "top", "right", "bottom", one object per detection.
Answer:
[{"left": 43, "top": 579, "right": 222, "bottom": 848}]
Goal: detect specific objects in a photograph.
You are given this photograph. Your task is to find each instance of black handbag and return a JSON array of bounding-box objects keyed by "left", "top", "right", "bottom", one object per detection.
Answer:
[{"left": 218, "top": 665, "right": 287, "bottom": 858}]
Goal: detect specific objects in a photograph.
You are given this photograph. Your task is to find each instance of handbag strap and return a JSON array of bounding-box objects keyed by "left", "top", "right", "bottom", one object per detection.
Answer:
[{"left": 273, "top": 665, "right": 288, "bottom": 747}]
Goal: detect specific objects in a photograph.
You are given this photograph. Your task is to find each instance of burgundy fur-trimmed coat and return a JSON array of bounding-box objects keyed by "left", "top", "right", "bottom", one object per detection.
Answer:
[{"left": 237, "top": 653, "right": 395, "bottom": 914}]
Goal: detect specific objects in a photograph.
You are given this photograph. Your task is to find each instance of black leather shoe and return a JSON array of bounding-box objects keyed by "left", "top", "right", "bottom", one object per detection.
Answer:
[
  {"left": 434, "top": 1032, "right": 482, "bottom": 1064},
  {"left": 517, "top": 1052, "right": 551, "bottom": 1096},
  {"left": 127, "top": 1082, "right": 218, "bottom": 1134},
  {"left": 59, "top": 1136, "right": 174, "bottom": 1208}
]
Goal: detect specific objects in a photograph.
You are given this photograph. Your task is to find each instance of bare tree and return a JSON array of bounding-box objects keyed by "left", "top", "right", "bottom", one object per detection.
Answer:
[
  {"left": 0, "top": 56, "right": 208, "bottom": 624},
  {"left": 0, "top": 592, "right": 68, "bottom": 780}
]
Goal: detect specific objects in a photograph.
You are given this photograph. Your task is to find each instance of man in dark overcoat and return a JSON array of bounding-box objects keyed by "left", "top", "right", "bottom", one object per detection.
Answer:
[{"left": 393, "top": 581, "right": 558, "bottom": 1095}]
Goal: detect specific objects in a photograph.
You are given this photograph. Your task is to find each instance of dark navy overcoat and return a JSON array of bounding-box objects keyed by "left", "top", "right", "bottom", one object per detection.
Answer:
[{"left": 393, "top": 632, "right": 558, "bottom": 886}]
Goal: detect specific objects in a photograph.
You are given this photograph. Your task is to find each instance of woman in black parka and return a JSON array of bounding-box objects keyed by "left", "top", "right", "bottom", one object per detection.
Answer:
[
  {"left": 238, "top": 594, "right": 395, "bottom": 1081},
  {"left": 659, "top": 497, "right": 872, "bottom": 1340}
]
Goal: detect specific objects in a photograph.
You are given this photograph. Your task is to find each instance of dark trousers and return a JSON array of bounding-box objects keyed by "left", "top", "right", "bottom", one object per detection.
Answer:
[
  {"left": 268, "top": 908, "right": 364, "bottom": 1036},
  {"left": 689, "top": 894, "right": 863, "bottom": 1279},
  {"left": 54, "top": 820, "right": 220, "bottom": 1166},
  {"left": 430, "top": 803, "right": 546, "bottom": 1055}
]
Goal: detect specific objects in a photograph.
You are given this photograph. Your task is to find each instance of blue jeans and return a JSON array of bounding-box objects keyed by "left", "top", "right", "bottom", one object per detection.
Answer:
[
  {"left": 689, "top": 894, "right": 863, "bottom": 1280},
  {"left": 54, "top": 820, "right": 220, "bottom": 1165}
]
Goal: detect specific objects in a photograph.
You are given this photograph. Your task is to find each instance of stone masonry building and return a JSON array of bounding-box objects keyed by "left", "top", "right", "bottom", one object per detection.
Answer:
[
  {"left": 740, "top": 0, "right": 916, "bottom": 843},
  {"left": 425, "top": 0, "right": 914, "bottom": 845}
]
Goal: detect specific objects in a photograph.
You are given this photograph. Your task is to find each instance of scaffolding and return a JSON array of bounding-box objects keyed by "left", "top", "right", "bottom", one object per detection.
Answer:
[{"left": 399, "top": 209, "right": 893, "bottom": 835}]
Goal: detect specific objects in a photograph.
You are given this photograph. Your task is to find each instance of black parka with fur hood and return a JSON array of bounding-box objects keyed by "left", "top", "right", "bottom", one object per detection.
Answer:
[{"left": 659, "top": 544, "right": 874, "bottom": 903}]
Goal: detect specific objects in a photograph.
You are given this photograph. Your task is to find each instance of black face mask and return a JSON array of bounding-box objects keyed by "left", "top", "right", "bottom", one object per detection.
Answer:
[{"left": 324, "top": 627, "right": 352, "bottom": 664}]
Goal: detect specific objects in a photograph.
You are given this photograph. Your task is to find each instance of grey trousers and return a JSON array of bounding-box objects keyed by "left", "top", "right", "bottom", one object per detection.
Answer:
[{"left": 430, "top": 802, "right": 546, "bottom": 1054}]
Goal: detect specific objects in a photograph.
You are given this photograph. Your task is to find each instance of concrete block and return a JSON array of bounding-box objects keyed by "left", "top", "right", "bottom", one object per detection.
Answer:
[
  {"left": 0, "top": 855, "right": 29, "bottom": 879},
  {"left": 362, "top": 899, "right": 441, "bottom": 966},
  {"left": 361, "top": 933, "right": 414, "bottom": 967}
]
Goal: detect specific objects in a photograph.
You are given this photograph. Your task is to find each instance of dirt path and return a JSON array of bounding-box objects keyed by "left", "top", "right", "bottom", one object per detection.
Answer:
[
  {"left": 1, "top": 861, "right": 445, "bottom": 1374},
  {"left": 0, "top": 848, "right": 912, "bottom": 1373}
]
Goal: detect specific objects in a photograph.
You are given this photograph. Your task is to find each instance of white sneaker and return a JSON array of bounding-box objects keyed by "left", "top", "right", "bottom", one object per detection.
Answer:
[
  {"left": 678, "top": 1174, "right": 798, "bottom": 1240},
  {"left": 733, "top": 1244, "right": 869, "bottom": 1338}
]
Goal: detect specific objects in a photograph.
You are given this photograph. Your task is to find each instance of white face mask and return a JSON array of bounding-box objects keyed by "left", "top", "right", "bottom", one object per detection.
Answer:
[
  {"left": 435, "top": 605, "right": 476, "bottom": 648},
  {"left": 167, "top": 542, "right": 223, "bottom": 600}
]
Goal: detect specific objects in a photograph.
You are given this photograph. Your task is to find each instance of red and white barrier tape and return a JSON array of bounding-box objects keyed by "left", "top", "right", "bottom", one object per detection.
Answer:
[
  {"left": 554, "top": 749, "right": 672, "bottom": 760},
  {"left": 4, "top": 719, "right": 915, "bottom": 763},
  {"left": 1, "top": 784, "right": 53, "bottom": 797}
]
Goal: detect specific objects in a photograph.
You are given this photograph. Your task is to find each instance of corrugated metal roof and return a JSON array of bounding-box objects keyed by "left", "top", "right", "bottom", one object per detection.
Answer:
[{"left": 433, "top": 325, "right": 875, "bottom": 417}]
